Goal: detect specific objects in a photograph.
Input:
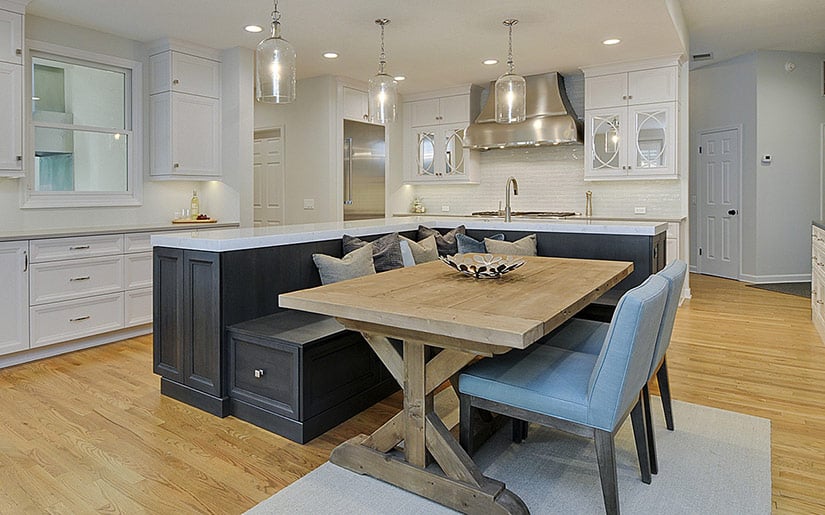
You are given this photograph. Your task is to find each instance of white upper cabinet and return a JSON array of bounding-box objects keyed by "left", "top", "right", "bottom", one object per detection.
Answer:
[
  {"left": 342, "top": 86, "right": 369, "bottom": 122},
  {"left": 409, "top": 95, "right": 470, "bottom": 127},
  {"left": 0, "top": 62, "right": 22, "bottom": 173},
  {"left": 0, "top": 8, "right": 22, "bottom": 65},
  {"left": 585, "top": 66, "right": 678, "bottom": 109},
  {"left": 150, "top": 50, "right": 221, "bottom": 98}
]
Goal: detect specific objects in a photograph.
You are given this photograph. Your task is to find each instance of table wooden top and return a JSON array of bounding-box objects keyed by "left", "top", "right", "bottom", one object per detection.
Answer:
[{"left": 279, "top": 256, "right": 633, "bottom": 350}]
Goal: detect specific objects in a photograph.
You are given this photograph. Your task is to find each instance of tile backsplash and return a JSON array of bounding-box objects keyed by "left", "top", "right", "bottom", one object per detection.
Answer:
[{"left": 408, "top": 145, "right": 683, "bottom": 219}]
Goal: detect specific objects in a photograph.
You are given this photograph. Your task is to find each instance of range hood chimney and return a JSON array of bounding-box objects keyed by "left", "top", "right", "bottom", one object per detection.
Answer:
[{"left": 465, "top": 72, "right": 583, "bottom": 150}]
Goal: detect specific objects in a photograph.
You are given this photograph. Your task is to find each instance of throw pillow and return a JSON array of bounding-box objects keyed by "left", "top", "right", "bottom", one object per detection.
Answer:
[
  {"left": 484, "top": 234, "right": 538, "bottom": 256},
  {"left": 312, "top": 244, "right": 376, "bottom": 285},
  {"left": 400, "top": 235, "right": 439, "bottom": 264},
  {"left": 417, "top": 225, "right": 466, "bottom": 256},
  {"left": 399, "top": 239, "right": 416, "bottom": 267},
  {"left": 456, "top": 233, "right": 505, "bottom": 254},
  {"left": 343, "top": 233, "right": 404, "bottom": 273}
]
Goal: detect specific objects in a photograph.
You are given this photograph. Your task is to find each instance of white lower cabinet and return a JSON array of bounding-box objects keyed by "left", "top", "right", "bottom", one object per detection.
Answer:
[
  {"left": 30, "top": 255, "right": 124, "bottom": 305},
  {"left": 811, "top": 225, "right": 825, "bottom": 341},
  {"left": 125, "top": 287, "right": 153, "bottom": 327},
  {"left": 0, "top": 241, "right": 28, "bottom": 355},
  {"left": 30, "top": 293, "right": 124, "bottom": 349}
]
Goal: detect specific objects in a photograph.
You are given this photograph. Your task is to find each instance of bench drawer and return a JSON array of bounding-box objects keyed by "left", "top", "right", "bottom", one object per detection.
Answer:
[{"left": 230, "top": 334, "right": 300, "bottom": 418}]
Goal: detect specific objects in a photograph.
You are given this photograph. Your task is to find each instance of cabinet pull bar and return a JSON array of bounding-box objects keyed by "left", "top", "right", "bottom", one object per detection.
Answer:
[
  {"left": 69, "top": 245, "right": 90, "bottom": 250},
  {"left": 70, "top": 276, "right": 91, "bottom": 282},
  {"left": 172, "top": 79, "right": 180, "bottom": 85},
  {"left": 16, "top": 155, "right": 22, "bottom": 161},
  {"left": 70, "top": 315, "right": 91, "bottom": 322},
  {"left": 23, "top": 250, "right": 28, "bottom": 272},
  {"left": 16, "top": 48, "right": 22, "bottom": 56}
]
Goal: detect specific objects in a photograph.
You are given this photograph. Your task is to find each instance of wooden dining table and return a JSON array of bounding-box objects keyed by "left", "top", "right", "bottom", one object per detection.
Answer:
[{"left": 279, "top": 255, "right": 633, "bottom": 514}]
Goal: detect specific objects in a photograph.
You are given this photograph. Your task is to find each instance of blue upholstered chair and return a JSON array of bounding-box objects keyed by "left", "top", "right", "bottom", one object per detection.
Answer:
[{"left": 458, "top": 274, "right": 669, "bottom": 515}]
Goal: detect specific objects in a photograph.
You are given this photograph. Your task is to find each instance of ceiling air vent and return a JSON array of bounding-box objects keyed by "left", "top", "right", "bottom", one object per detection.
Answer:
[{"left": 692, "top": 52, "right": 714, "bottom": 62}]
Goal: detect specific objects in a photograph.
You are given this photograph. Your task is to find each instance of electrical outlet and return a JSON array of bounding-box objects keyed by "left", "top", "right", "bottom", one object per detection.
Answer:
[
  {"left": 634, "top": 207, "right": 646, "bottom": 214},
  {"left": 303, "top": 199, "right": 315, "bottom": 210},
  {"left": 441, "top": 204, "right": 450, "bottom": 212}
]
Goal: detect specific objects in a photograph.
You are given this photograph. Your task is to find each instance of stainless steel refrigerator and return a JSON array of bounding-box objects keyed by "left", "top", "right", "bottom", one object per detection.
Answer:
[{"left": 343, "top": 120, "right": 386, "bottom": 221}]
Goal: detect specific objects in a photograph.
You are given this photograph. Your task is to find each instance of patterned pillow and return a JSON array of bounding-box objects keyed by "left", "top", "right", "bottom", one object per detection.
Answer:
[
  {"left": 456, "top": 233, "right": 505, "bottom": 254},
  {"left": 312, "top": 244, "right": 376, "bottom": 285},
  {"left": 484, "top": 234, "right": 538, "bottom": 256},
  {"left": 343, "top": 233, "right": 404, "bottom": 273},
  {"left": 417, "top": 225, "right": 466, "bottom": 256},
  {"left": 400, "top": 235, "right": 439, "bottom": 264}
]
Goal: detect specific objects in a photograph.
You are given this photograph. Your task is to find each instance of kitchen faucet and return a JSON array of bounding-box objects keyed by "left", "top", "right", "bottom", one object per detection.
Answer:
[{"left": 505, "top": 176, "right": 519, "bottom": 222}]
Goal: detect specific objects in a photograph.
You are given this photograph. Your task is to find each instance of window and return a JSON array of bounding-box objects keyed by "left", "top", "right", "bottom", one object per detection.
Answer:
[{"left": 23, "top": 41, "right": 142, "bottom": 208}]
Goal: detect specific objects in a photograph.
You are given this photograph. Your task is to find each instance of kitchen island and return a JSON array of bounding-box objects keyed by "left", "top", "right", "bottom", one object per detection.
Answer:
[{"left": 151, "top": 217, "right": 667, "bottom": 441}]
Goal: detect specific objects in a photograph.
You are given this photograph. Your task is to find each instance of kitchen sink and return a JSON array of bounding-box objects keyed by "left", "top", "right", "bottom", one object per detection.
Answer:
[{"left": 471, "top": 210, "right": 580, "bottom": 219}]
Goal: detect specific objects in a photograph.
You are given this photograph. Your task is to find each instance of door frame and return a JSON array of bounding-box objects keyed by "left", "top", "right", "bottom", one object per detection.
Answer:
[
  {"left": 253, "top": 124, "right": 286, "bottom": 226},
  {"left": 695, "top": 125, "right": 743, "bottom": 278}
]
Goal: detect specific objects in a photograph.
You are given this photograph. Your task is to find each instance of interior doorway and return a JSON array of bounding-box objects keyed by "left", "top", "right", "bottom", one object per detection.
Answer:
[
  {"left": 253, "top": 126, "right": 285, "bottom": 227},
  {"left": 697, "top": 127, "right": 742, "bottom": 280}
]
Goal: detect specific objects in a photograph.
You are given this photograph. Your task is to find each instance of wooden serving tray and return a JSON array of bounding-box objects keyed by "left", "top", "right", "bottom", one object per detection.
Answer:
[{"left": 171, "top": 218, "right": 218, "bottom": 224}]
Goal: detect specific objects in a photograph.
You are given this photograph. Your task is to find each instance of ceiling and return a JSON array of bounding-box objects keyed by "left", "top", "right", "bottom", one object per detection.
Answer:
[{"left": 24, "top": 0, "right": 825, "bottom": 94}]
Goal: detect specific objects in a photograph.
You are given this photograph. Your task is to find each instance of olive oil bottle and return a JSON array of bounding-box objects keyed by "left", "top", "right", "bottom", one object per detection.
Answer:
[{"left": 190, "top": 190, "right": 200, "bottom": 220}]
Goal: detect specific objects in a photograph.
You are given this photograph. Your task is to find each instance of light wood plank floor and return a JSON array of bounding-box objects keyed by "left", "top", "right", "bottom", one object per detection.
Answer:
[{"left": 0, "top": 273, "right": 822, "bottom": 513}]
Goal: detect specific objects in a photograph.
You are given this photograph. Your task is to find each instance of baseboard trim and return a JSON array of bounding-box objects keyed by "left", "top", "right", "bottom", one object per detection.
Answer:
[
  {"left": 739, "top": 273, "right": 811, "bottom": 284},
  {"left": 0, "top": 324, "right": 152, "bottom": 369}
]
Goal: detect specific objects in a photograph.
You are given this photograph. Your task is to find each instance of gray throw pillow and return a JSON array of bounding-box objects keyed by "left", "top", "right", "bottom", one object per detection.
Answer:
[
  {"left": 400, "top": 235, "right": 439, "bottom": 264},
  {"left": 456, "top": 233, "right": 505, "bottom": 254},
  {"left": 312, "top": 244, "right": 376, "bottom": 285},
  {"left": 417, "top": 225, "right": 466, "bottom": 256},
  {"left": 343, "top": 233, "right": 404, "bottom": 272},
  {"left": 484, "top": 234, "right": 538, "bottom": 256}
]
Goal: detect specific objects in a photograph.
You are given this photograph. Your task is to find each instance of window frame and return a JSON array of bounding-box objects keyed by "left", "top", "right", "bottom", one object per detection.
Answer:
[{"left": 22, "top": 40, "right": 143, "bottom": 208}]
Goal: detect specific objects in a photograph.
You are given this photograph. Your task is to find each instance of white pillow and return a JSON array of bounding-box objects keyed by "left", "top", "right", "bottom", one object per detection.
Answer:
[
  {"left": 399, "top": 239, "right": 416, "bottom": 267},
  {"left": 312, "top": 244, "right": 376, "bottom": 285},
  {"left": 400, "top": 235, "right": 439, "bottom": 264}
]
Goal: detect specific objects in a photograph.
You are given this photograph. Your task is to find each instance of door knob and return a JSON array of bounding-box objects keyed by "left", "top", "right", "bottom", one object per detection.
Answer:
[{"left": 728, "top": 209, "right": 738, "bottom": 215}]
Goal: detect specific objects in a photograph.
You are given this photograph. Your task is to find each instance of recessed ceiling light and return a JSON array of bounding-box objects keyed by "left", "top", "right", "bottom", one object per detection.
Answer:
[
  {"left": 244, "top": 25, "right": 263, "bottom": 33},
  {"left": 602, "top": 38, "right": 621, "bottom": 45},
  {"left": 394, "top": 75, "right": 406, "bottom": 81},
  {"left": 323, "top": 52, "right": 339, "bottom": 59},
  {"left": 482, "top": 59, "right": 499, "bottom": 65}
]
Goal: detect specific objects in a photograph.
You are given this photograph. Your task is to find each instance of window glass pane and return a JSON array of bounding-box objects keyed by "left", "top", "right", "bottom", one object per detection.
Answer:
[
  {"left": 32, "top": 56, "right": 126, "bottom": 129},
  {"left": 34, "top": 128, "right": 127, "bottom": 192}
]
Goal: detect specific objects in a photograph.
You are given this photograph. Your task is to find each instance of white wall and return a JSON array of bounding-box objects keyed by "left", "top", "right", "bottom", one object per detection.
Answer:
[{"left": 220, "top": 47, "right": 254, "bottom": 227}]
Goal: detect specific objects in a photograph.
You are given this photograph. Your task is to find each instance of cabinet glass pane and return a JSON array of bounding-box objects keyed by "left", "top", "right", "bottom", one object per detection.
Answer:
[
  {"left": 417, "top": 131, "right": 435, "bottom": 176},
  {"left": 445, "top": 128, "right": 465, "bottom": 175},
  {"left": 635, "top": 109, "right": 667, "bottom": 169},
  {"left": 591, "top": 115, "right": 621, "bottom": 170}
]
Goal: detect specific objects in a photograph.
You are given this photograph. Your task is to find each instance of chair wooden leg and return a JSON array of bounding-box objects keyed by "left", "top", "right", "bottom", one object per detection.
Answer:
[
  {"left": 630, "top": 396, "right": 652, "bottom": 484},
  {"left": 641, "top": 384, "right": 658, "bottom": 475},
  {"left": 656, "top": 356, "right": 675, "bottom": 431},
  {"left": 594, "top": 429, "right": 620, "bottom": 515},
  {"left": 459, "top": 393, "right": 474, "bottom": 456}
]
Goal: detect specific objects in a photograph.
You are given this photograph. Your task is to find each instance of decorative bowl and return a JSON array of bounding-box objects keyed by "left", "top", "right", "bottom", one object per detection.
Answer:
[{"left": 439, "top": 253, "right": 526, "bottom": 279}]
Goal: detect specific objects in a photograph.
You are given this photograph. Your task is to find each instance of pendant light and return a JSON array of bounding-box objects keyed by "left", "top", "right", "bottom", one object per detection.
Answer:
[
  {"left": 368, "top": 18, "right": 398, "bottom": 124},
  {"left": 255, "top": 1, "right": 296, "bottom": 103},
  {"left": 495, "top": 19, "right": 526, "bottom": 124}
]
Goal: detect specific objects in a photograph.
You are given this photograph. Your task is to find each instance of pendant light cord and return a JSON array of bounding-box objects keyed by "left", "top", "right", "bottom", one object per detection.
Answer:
[
  {"left": 504, "top": 19, "right": 518, "bottom": 74},
  {"left": 376, "top": 19, "right": 389, "bottom": 74},
  {"left": 270, "top": 1, "right": 281, "bottom": 38}
]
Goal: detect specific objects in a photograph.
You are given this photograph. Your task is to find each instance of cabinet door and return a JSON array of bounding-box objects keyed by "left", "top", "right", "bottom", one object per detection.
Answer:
[
  {"left": 628, "top": 67, "right": 678, "bottom": 105},
  {"left": 0, "top": 9, "right": 22, "bottom": 65},
  {"left": 342, "top": 86, "right": 368, "bottom": 121},
  {"left": 414, "top": 127, "right": 438, "bottom": 178},
  {"left": 628, "top": 102, "right": 676, "bottom": 176},
  {"left": 585, "top": 108, "right": 625, "bottom": 178},
  {"left": 171, "top": 93, "right": 221, "bottom": 176},
  {"left": 0, "top": 63, "right": 22, "bottom": 171},
  {"left": 171, "top": 52, "right": 220, "bottom": 98},
  {"left": 0, "top": 241, "right": 28, "bottom": 355},
  {"left": 585, "top": 73, "right": 628, "bottom": 109},
  {"left": 153, "top": 247, "right": 184, "bottom": 382},
  {"left": 438, "top": 95, "right": 470, "bottom": 124},
  {"left": 409, "top": 99, "right": 440, "bottom": 127},
  {"left": 182, "top": 250, "right": 222, "bottom": 396},
  {"left": 443, "top": 126, "right": 467, "bottom": 177}
]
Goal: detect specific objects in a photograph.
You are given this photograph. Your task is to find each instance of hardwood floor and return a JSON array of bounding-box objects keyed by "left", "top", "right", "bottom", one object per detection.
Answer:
[{"left": 0, "top": 273, "right": 823, "bottom": 513}]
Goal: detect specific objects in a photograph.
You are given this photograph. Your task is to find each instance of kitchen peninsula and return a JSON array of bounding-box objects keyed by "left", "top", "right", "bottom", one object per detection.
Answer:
[{"left": 151, "top": 217, "right": 666, "bottom": 441}]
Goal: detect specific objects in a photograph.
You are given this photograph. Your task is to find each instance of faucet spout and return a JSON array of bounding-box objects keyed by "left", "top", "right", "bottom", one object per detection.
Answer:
[{"left": 505, "top": 176, "right": 519, "bottom": 222}]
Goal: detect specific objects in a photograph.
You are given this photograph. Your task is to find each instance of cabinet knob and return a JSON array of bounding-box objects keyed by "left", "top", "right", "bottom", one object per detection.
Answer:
[
  {"left": 622, "top": 95, "right": 627, "bottom": 100},
  {"left": 627, "top": 165, "right": 632, "bottom": 170},
  {"left": 173, "top": 163, "right": 180, "bottom": 168},
  {"left": 172, "top": 79, "right": 180, "bottom": 85},
  {"left": 16, "top": 155, "right": 22, "bottom": 162},
  {"left": 363, "top": 114, "right": 368, "bottom": 120},
  {"left": 628, "top": 95, "right": 633, "bottom": 100},
  {"left": 15, "top": 48, "right": 22, "bottom": 56},
  {"left": 253, "top": 369, "right": 265, "bottom": 379}
]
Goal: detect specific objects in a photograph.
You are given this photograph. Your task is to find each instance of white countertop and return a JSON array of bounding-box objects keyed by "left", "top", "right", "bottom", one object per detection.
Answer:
[
  {"left": 393, "top": 213, "right": 688, "bottom": 224},
  {"left": 151, "top": 216, "right": 668, "bottom": 252},
  {"left": 0, "top": 221, "right": 240, "bottom": 242}
]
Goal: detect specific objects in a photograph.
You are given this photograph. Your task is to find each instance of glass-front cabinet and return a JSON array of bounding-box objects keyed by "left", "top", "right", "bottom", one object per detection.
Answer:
[{"left": 411, "top": 125, "right": 470, "bottom": 181}]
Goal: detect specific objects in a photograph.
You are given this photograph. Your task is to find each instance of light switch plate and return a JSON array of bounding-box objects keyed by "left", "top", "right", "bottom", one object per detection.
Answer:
[
  {"left": 441, "top": 204, "right": 450, "bottom": 212},
  {"left": 634, "top": 207, "right": 647, "bottom": 214},
  {"left": 303, "top": 199, "right": 315, "bottom": 210}
]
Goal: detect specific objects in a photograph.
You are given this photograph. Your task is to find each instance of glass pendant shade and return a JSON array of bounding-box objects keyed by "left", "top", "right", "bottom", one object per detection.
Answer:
[
  {"left": 368, "top": 73, "right": 398, "bottom": 124},
  {"left": 255, "top": 3, "right": 296, "bottom": 103},
  {"left": 495, "top": 73, "right": 526, "bottom": 124}
]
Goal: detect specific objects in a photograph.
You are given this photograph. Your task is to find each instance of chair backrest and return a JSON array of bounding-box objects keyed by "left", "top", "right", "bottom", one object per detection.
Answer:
[
  {"left": 647, "top": 260, "right": 687, "bottom": 378},
  {"left": 586, "top": 274, "right": 668, "bottom": 431}
]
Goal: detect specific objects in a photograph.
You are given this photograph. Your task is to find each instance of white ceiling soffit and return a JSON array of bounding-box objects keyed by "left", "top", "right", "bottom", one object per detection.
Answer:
[{"left": 25, "top": 0, "right": 684, "bottom": 94}]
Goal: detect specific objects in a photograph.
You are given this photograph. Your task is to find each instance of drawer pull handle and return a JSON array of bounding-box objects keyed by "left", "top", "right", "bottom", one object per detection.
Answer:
[
  {"left": 70, "top": 315, "right": 90, "bottom": 322},
  {"left": 253, "top": 369, "right": 265, "bottom": 379},
  {"left": 15, "top": 48, "right": 22, "bottom": 56},
  {"left": 69, "top": 245, "right": 90, "bottom": 250},
  {"left": 70, "top": 276, "right": 91, "bottom": 282}
]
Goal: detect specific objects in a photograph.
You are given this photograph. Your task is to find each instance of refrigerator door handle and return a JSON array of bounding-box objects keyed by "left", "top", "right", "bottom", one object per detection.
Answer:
[{"left": 344, "top": 137, "right": 354, "bottom": 205}]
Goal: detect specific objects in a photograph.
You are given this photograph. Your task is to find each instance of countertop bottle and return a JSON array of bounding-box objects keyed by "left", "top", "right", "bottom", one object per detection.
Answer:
[{"left": 190, "top": 190, "right": 200, "bottom": 220}]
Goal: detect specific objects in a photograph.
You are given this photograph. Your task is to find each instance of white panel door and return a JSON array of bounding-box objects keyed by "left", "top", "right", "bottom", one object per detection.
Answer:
[
  {"left": 627, "top": 67, "right": 678, "bottom": 105},
  {"left": 342, "top": 86, "right": 368, "bottom": 121},
  {"left": 584, "top": 73, "right": 628, "bottom": 109},
  {"left": 171, "top": 93, "right": 221, "bottom": 176},
  {"left": 253, "top": 128, "right": 285, "bottom": 227},
  {"left": 0, "top": 241, "right": 28, "bottom": 355},
  {"left": 0, "top": 9, "right": 22, "bottom": 65},
  {"left": 699, "top": 128, "right": 741, "bottom": 279},
  {"left": 0, "top": 63, "right": 22, "bottom": 171}
]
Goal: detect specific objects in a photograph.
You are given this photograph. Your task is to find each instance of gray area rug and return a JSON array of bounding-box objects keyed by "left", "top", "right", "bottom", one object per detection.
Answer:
[
  {"left": 747, "top": 281, "right": 811, "bottom": 298},
  {"left": 247, "top": 399, "right": 771, "bottom": 514}
]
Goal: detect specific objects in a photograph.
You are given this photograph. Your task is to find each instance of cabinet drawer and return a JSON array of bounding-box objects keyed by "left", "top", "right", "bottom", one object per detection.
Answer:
[
  {"left": 30, "top": 292, "right": 124, "bottom": 348},
  {"left": 229, "top": 334, "right": 300, "bottom": 419},
  {"left": 124, "top": 233, "right": 152, "bottom": 253},
  {"left": 125, "top": 287, "right": 152, "bottom": 327},
  {"left": 125, "top": 252, "right": 152, "bottom": 289},
  {"left": 30, "top": 234, "right": 123, "bottom": 263},
  {"left": 30, "top": 255, "right": 124, "bottom": 305}
]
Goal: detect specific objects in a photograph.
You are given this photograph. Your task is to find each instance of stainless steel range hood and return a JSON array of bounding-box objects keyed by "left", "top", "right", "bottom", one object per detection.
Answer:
[{"left": 465, "top": 72, "right": 583, "bottom": 150}]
